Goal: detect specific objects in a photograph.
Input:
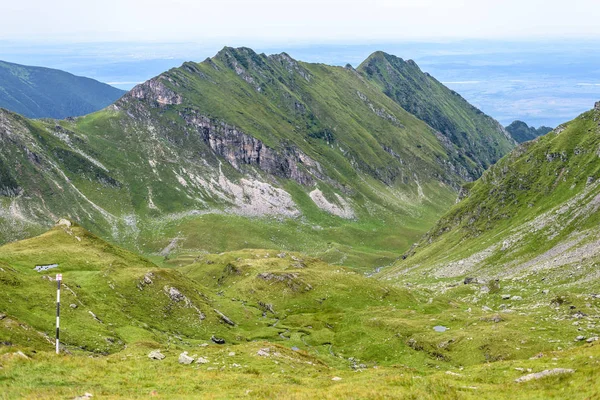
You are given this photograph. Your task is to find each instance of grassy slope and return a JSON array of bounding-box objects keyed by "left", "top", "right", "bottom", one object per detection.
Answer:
[
  {"left": 382, "top": 105, "right": 600, "bottom": 284},
  {"left": 358, "top": 51, "right": 515, "bottom": 179},
  {"left": 1, "top": 224, "right": 599, "bottom": 398},
  {"left": 0, "top": 60, "right": 125, "bottom": 119}
]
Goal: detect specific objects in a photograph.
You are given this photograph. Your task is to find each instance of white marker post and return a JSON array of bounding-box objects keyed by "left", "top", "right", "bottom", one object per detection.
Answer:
[{"left": 56, "top": 273, "right": 62, "bottom": 354}]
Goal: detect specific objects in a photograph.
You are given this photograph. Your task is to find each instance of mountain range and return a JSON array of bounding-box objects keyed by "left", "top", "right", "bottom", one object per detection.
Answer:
[
  {"left": 0, "top": 60, "right": 125, "bottom": 119},
  {"left": 0, "top": 47, "right": 514, "bottom": 269},
  {"left": 2, "top": 47, "right": 599, "bottom": 398}
]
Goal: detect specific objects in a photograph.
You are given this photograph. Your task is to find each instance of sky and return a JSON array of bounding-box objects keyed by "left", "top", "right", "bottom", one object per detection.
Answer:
[
  {"left": 2, "top": 0, "right": 600, "bottom": 43},
  {"left": 1, "top": 1, "right": 600, "bottom": 127}
]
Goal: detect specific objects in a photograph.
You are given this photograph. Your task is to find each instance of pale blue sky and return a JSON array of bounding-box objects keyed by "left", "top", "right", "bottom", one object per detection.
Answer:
[
  {"left": 2, "top": 0, "right": 600, "bottom": 42},
  {"left": 1, "top": 1, "right": 600, "bottom": 127}
]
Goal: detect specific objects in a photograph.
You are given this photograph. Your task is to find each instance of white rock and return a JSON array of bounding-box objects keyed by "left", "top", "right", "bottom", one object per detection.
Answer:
[
  {"left": 332, "top": 377, "right": 342, "bottom": 381},
  {"left": 179, "top": 351, "right": 194, "bottom": 364},
  {"left": 148, "top": 350, "right": 165, "bottom": 360},
  {"left": 515, "top": 368, "right": 574, "bottom": 383}
]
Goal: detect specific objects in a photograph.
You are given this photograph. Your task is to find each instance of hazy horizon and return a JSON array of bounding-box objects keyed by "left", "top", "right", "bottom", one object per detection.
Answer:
[{"left": 2, "top": 39, "right": 600, "bottom": 128}]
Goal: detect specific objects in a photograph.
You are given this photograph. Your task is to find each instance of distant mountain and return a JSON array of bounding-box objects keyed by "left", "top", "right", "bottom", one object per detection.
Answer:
[
  {"left": 383, "top": 102, "right": 600, "bottom": 283},
  {"left": 505, "top": 120, "right": 553, "bottom": 143},
  {"left": 0, "top": 60, "right": 125, "bottom": 119},
  {"left": 358, "top": 52, "right": 515, "bottom": 178},
  {"left": 0, "top": 47, "right": 514, "bottom": 268}
]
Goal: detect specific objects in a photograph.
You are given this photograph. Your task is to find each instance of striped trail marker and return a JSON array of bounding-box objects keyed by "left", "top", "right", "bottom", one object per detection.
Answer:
[{"left": 56, "top": 273, "right": 62, "bottom": 354}]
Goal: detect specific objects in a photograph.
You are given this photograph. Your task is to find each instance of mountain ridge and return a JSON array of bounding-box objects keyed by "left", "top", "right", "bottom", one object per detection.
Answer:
[
  {"left": 505, "top": 119, "right": 553, "bottom": 143},
  {"left": 0, "top": 60, "right": 125, "bottom": 119},
  {"left": 381, "top": 101, "right": 600, "bottom": 283},
  {"left": 0, "top": 47, "right": 514, "bottom": 269}
]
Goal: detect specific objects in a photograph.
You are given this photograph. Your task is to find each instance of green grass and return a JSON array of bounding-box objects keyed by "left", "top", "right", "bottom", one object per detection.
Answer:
[{"left": 2, "top": 224, "right": 599, "bottom": 397}]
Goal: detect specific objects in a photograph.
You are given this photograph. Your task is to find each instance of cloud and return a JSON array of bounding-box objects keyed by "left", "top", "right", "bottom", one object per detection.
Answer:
[{"left": 442, "top": 81, "right": 481, "bottom": 84}]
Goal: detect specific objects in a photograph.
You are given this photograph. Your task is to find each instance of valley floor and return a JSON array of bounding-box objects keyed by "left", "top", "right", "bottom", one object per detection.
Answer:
[{"left": 2, "top": 341, "right": 600, "bottom": 399}]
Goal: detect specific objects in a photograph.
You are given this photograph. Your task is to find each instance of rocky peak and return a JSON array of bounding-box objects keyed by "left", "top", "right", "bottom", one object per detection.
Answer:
[
  {"left": 595, "top": 101, "right": 600, "bottom": 111},
  {"left": 123, "top": 75, "right": 183, "bottom": 107}
]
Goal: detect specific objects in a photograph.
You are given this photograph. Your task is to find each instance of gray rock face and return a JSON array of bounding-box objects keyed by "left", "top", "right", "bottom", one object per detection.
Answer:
[
  {"left": 180, "top": 110, "right": 321, "bottom": 186},
  {"left": 595, "top": 101, "right": 600, "bottom": 111},
  {"left": 178, "top": 351, "right": 194, "bottom": 364},
  {"left": 148, "top": 350, "right": 165, "bottom": 360},
  {"left": 164, "top": 286, "right": 186, "bottom": 302},
  {"left": 127, "top": 76, "right": 183, "bottom": 106}
]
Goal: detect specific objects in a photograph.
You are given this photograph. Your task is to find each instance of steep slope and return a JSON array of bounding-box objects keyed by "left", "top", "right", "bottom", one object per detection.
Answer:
[
  {"left": 506, "top": 120, "right": 553, "bottom": 143},
  {"left": 382, "top": 102, "right": 600, "bottom": 284},
  {"left": 358, "top": 51, "right": 515, "bottom": 179},
  {"left": 0, "top": 60, "right": 124, "bottom": 119},
  {"left": 0, "top": 47, "right": 513, "bottom": 268}
]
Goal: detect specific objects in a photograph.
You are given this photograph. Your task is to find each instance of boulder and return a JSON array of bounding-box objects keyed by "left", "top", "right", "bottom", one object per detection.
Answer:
[
  {"left": 148, "top": 350, "right": 165, "bottom": 360},
  {"left": 179, "top": 351, "right": 194, "bottom": 364}
]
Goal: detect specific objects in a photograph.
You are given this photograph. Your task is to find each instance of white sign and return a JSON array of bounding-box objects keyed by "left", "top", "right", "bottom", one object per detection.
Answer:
[{"left": 56, "top": 274, "right": 62, "bottom": 280}]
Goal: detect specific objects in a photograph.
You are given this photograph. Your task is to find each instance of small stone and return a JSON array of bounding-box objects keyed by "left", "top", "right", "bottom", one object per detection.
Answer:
[
  {"left": 575, "top": 336, "right": 586, "bottom": 341},
  {"left": 586, "top": 337, "right": 599, "bottom": 343},
  {"left": 148, "top": 350, "right": 165, "bottom": 360},
  {"left": 179, "top": 351, "right": 194, "bottom": 364},
  {"left": 332, "top": 377, "right": 342, "bottom": 381},
  {"left": 228, "top": 352, "right": 235, "bottom": 356},
  {"left": 482, "top": 306, "right": 493, "bottom": 312},
  {"left": 70, "top": 304, "right": 77, "bottom": 309},
  {"left": 501, "top": 294, "right": 511, "bottom": 300},
  {"left": 511, "top": 295, "right": 523, "bottom": 301},
  {"left": 73, "top": 393, "right": 93, "bottom": 400},
  {"left": 542, "top": 289, "right": 549, "bottom": 294},
  {"left": 257, "top": 348, "right": 271, "bottom": 357},
  {"left": 211, "top": 335, "right": 225, "bottom": 344},
  {"left": 196, "top": 357, "right": 209, "bottom": 364},
  {"left": 14, "top": 351, "right": 29, "bottom": 359}
]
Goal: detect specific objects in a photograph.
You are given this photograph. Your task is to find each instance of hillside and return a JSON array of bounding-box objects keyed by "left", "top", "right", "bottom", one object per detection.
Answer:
[
  {"left": 0, "top": 60, "right": 124, "bottom": 119},
  {"left": 505, "top": 120, "right": 553, "bottom": 143},
  {"left": 382, "top": 102, "right": 600, "bottom": 284},
  {"left": 358, "top": 51, "right": 515, "bottom": 179},
  {"left": 2, "top": 222, "right": 599, "bottom": 398},
  {"left": 0, "top": 47, "right": 514, "bottom": 269}
]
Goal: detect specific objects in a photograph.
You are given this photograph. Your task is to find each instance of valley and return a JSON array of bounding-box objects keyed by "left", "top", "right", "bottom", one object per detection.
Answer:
[{"left": 1, "top": 47, "right": 599, "bottom": 398}]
